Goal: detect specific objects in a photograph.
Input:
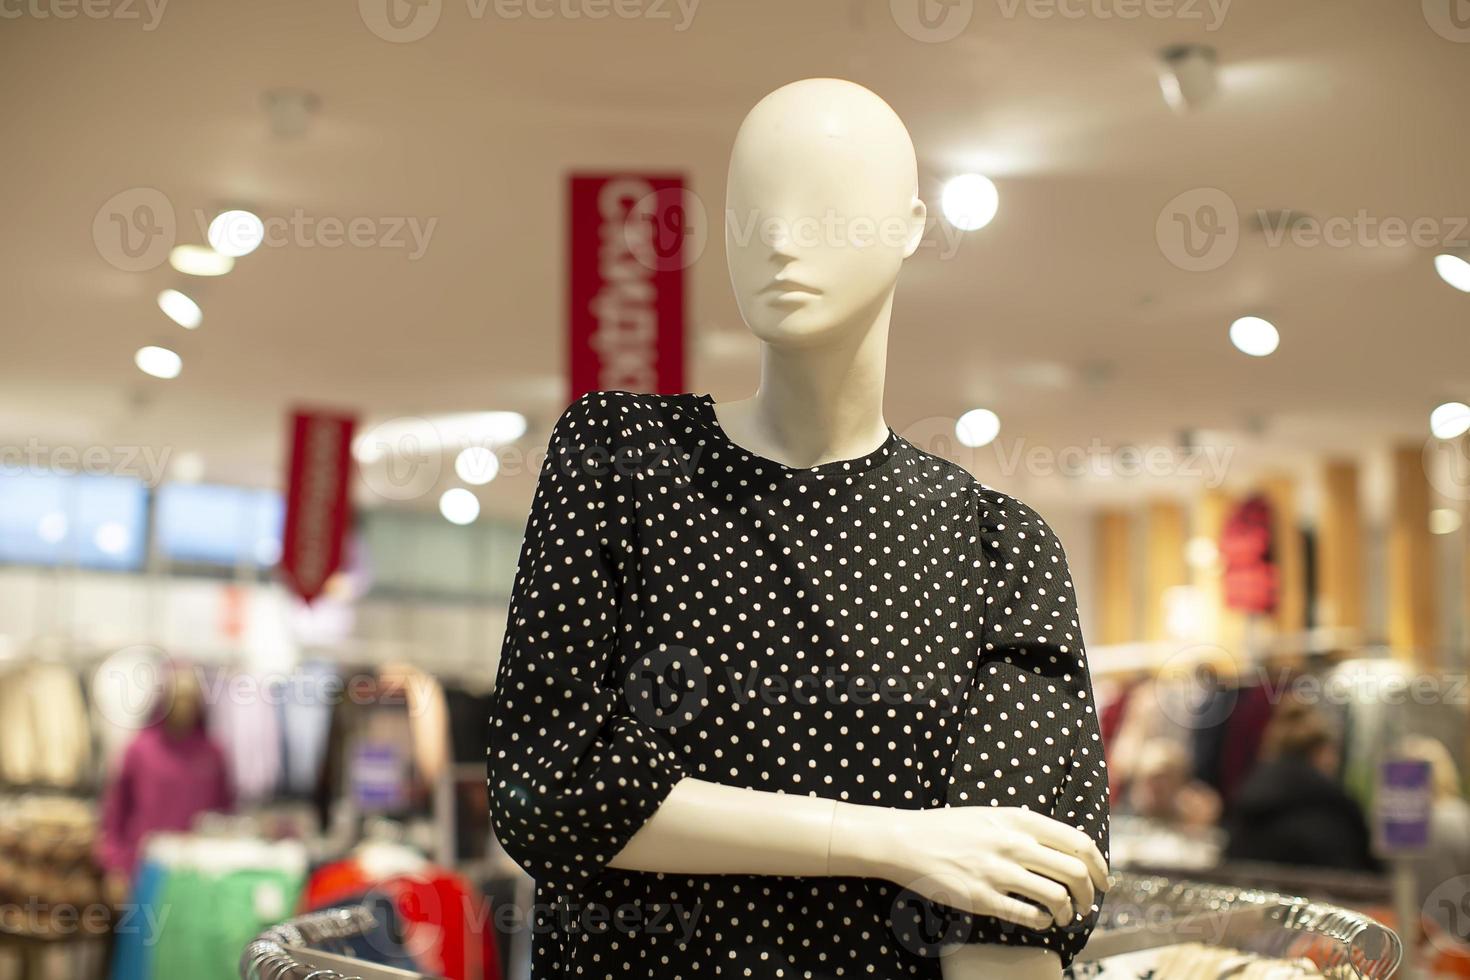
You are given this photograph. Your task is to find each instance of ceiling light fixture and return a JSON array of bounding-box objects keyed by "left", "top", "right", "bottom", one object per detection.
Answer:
[
  {"left": 169, "top": 245, "right": 234, "bottom": 277},
  {"left": 941, "top": 174, "right": 999, "bottom": 231},
  {"left": 1229, "top": 316, "right": 1279, "bottom": 357},
  {"left": 1159, "top": 44, "right": 1218, "bottom": 113},
  {"left": 157, "top": 288, "right": 203, "bottom": 329},
  {"left": 134, "top": 345, "right": 183, "bottom": 380}
]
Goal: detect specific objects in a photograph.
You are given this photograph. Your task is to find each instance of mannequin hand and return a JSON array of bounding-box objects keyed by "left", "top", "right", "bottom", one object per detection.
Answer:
[{"left": 830, "top": 804, "right": 1107, "bottom": 932}]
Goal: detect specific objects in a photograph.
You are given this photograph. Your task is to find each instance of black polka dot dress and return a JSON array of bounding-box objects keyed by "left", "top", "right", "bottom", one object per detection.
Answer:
[{"left": 487, "top": 390, "right": 1109, "bottom": 979}]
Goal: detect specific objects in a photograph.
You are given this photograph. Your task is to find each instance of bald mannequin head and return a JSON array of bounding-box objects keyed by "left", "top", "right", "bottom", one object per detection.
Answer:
[{"left": 726, "top": 79, "right": 927, "bottom": 346}]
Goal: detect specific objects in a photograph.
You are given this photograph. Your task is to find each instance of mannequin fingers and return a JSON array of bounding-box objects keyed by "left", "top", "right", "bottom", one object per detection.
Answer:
[
  {"left": 997, "top": 869, "right": 1072, "bottom": 926},
  {"left": 975, "top": 888, "right": 1054, "bottom": 932},
  {"left": 1010, "top": 810, "right": 1108, "bottom": 893},
  {"left": 1017, "top": 845, "right": 1094, "bottom": 917}
]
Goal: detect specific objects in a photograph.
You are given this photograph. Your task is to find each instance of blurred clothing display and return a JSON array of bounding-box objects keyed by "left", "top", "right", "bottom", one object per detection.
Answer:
[
  {"left": 302, "top": 841, "right": 499, "bottom": 980},
  {"left": 109, "top": 834, "right": 306, "bottom": 980},
  {"left": 0, "top": 661, "right": 91, "bottom": 788},
  {"left": 278, "top": 659, "right": 337, "bottom": 796},
  {"left": 206, "top": 668, "right": 284, "bottom": 804},
  {"left": 94, "top": 666, "right": 233, "bottom": 878}
]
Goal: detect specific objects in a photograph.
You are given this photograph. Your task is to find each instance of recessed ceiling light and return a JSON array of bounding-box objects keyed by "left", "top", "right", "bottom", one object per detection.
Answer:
[
  {"left": 135, "top": 345, "right": 182, "bottom": 380},
  {"left": 455, "top": 446, "right": 500, "bottom": 486},
  {"left": 1429, "top": 509, "right": 1462, "bottom": 535},
  {"left": 37, "top": 512, "right": 68, "bottom": 544},
  {"left": 208, "top": 209, "right": 265, "bottom": 257},
  {"left": 1158, "top": 44, "right": 1218, "bottom": 113},
  {"left": 157, "top": 288, "right": 202, "bottom": 329},
  {"left": 439, "top": 488, "right": 480, "bottom": 525},
  {"left": 169, "top": 245, "right": 234, "bottom": 277},
  {"left": 353, "top": 412, "right": 528, "bottom": 464},
  {"left": 1430, "top": 401, "right": 1470, "bottom": 440},
  {"left": 941, "top": 174, "right": 999, "bottom": 232},
  {"left": 1229, "top": 316, "right": 1279, "bottom": 357},
  {"left": 1433, "top": 253, "right": 1470, "bottom": 293},
  {"left": 955, "top": 408, "right": 1001, "bottom": 448}
]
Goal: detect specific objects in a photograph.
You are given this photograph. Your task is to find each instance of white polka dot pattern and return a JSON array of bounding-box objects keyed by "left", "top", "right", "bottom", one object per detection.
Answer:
[{"left": 488, "top": 390, "right": 1110, "bottom": 978}]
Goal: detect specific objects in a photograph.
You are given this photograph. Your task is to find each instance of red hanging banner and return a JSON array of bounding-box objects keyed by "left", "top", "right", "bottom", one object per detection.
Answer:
[
  {"left": 567, "top": 173, "right": 687, "bottom": 402},
  {"left": 279, "top": 409, "right": 357, "bottom": 604}
]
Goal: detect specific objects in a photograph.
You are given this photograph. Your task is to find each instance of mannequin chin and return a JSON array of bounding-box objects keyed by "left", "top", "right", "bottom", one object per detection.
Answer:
[{"left": 725, "top": 77, "right": 926, "bottom": 348}]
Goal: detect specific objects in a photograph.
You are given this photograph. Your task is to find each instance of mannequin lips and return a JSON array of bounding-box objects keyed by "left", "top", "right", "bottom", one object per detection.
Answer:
[{"left": 760, "top": 278, "right": 822, "bottom": 303}]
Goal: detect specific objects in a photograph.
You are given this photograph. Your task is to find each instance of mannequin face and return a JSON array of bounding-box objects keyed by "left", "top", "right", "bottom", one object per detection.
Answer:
[{"left": 726, "top": 79, "right": 927, "bottom": 347}]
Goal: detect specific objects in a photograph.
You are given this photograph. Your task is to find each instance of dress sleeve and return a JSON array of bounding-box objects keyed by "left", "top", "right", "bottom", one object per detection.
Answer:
[
  {"left": 487, "top": 391, "right": 689, "bottom": 895},
  {"left": 939, "top": 489, "right": 1111, "bottom": 968}
]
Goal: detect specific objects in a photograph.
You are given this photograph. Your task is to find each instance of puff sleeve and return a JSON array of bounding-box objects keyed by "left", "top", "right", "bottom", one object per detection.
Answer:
[
  {"left": 940, "top": 488, "right": 1111, "bottom": 967},
  {"left": 487, "top": 391, "right": 689, "bottom": 895}
]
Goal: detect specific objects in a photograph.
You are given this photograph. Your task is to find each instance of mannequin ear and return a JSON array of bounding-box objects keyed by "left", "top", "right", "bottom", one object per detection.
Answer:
[{"left": 902, "top": 197, "right": 928, "bottom": 259}]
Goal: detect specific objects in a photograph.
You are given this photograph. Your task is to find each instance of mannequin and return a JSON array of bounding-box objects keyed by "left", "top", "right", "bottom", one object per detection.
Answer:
[{"left": 488, "top": 78, "right": 1108, "bottom": 980}]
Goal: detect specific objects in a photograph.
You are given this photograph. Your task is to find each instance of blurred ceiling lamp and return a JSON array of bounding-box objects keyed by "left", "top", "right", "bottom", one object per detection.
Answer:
[
  {"left": 171, "top": 451, "right": 206, "bottom": 483},
  {"left": 1429, "top": 508, "right": 1462, "bottom": 535},
  {"left": 439, "top": 488, "right": 480, "bottom": 526},
  {"left": 352, "top": 411, "right": 528, "bottom": 464},
  {"left": 1433, "top": 252, "right": 1470, "bottom": 293},
  {"left": 1159, "top": 44, "right": 1218, "bottom": 113},
  {"left": 940, "top": 174, "right": 999, "bottom": 231},
  {"left": 1430, "top": 401, "right": 1470, "bottom": 440},
  {"left": 1229, "top": 315, "right": 1279, "bottom": 357},
  {"left": 134, "top": 345, "right": 182, "bottom": 380},
  {"left": 1185, "top": 535, "right": 1219, "bottom": 569},
  {"left": 37, "top": 512, "right": 67, "bottom": 544},
  {"left": 955, "top": 408, "right": 1001, "bottom": 448},
  {"left": 455, "top": 446, "right": 500, "bottom": 486},
  {"left": 94, "top": 521, "right": 131, "bottom": 555},
  {"left": 208, "top": 209, "right": 265, "bottom": 257},
  {"left": 169, "top": 244, "right": 234, "bottom": 277},
  {"left": 262, "top": 88, "right": 320, "bottom": 140},
  {"left": 157, "top": 288, "right": 202, "bottom": 329}
]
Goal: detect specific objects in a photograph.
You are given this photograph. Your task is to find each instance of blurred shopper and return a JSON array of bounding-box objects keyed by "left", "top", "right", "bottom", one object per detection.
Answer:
[
  {"left": 1397, "top": 735, "right": 1470, "bottom": 944},
  {"left": 94, "top": 662, "right": 233, "bottom": 901},
  {"left": 1224, "top": 700, "right": 1378, "bottom": 872},
  {"left": 1128, "top": 738, "right": 1222, "bottom": 831}
]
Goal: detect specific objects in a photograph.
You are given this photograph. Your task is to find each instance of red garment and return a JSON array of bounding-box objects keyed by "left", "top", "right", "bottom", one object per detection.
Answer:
[{"left": 303, "top": 858, "right": 496, "bottom": 980}]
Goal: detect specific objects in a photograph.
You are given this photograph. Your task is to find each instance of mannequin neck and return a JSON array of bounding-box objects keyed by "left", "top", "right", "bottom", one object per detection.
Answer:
[{"left": 720, "top": 291, "right": 894, "bottom": 468}]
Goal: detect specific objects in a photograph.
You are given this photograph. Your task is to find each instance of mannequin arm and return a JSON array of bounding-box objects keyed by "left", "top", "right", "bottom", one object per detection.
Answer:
[
  {"left": 607, "top": 776, "right": 1107, "bottom": 936},
  {"left": 940, "top": 944, "right": 1062, "bottom": 980}
]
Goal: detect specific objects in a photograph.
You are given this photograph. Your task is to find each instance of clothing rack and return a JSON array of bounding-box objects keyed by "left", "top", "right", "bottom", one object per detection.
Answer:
[
  {"left": 239, "top": 906, "right": 437, "bottom": 980},
  {"left": 1080, "top": 871, "right": 1402, "bottom": 979}
]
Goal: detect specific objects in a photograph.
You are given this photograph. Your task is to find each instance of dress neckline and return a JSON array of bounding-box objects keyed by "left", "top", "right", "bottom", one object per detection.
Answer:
[{"left": 685, "top": 392, "right": 903, "bottom": 478}]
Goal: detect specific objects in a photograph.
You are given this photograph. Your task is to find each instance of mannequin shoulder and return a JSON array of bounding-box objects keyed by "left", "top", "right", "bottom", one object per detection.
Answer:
[
  {"left": 969, "top": 484, "right": 1071, "bottom": 563},
  {"left": 553, "top": 389, "right": 688, "bottom": 436}
]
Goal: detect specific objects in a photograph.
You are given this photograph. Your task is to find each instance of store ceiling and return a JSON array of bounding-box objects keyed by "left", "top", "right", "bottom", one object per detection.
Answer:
[{"left": 4, "top": 0, "right": 1469, "bottom": 518}]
